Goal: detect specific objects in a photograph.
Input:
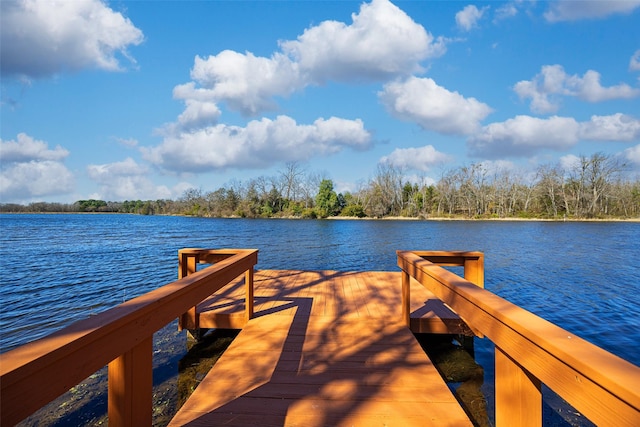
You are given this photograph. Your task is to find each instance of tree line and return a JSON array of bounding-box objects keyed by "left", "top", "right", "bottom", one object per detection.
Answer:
[{"left": 2, "top": 153, "right": 639, "bottom": 219}]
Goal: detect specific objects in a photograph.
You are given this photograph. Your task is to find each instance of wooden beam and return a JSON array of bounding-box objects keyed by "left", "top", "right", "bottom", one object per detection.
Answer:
[
  {"left": 245, "top": 268, "right": 254, "bottom": 322},
  {"left": 402, "top": 271, "right": 410, "bottom": 327},
  {"left": 495, "top": 345, "right": 541, "bottom": 427},
  {"left": 108, "top": 337, "right": 153, "bottom": 427}
]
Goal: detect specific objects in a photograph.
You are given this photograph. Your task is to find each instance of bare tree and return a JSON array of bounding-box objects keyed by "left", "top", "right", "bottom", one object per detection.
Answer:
[{"left": 279, "top": 161, "right": 306, "bottom": 202}]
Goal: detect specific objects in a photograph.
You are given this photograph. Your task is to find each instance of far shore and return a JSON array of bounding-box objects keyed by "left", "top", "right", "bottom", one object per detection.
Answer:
[
  {"left": 2, "top": 211, "right": 638, "bottom": 222},
  {"left": 326, "top": 215, "right": 640, "bottom": 222}
]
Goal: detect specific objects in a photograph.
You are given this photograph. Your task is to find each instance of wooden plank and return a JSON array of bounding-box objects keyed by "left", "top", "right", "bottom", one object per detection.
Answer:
[
  {"left": 197, "top": 270, "right": 472, "bottom": 334},
  {"left": 171, "top": 271, "right": 473, "bottom": 427}
]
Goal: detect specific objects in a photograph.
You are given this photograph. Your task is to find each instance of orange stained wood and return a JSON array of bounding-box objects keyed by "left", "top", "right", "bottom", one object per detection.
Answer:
[
  {"left": 169, "top": 269, "right": 473, "bottom": 426},
  {"left": 0, "top": 249, "right": 258, "bottom": 426},
  {"left": 193, "top": 270, "right": 473, "bottom": 335},
  {"left": 397, "top": 250, "right": 640, "bottom": 427}
]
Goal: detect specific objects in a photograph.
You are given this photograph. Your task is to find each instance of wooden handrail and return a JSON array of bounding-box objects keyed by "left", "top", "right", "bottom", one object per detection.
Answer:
[
  {"left": 397, "top": 250, "right": 640, "bottom": 427},
  {"left": 0, "top": 248, "right": 257, "bottom": 426},
  {"left": 178, "top": 248, "right": 255, "bottom": 332}
]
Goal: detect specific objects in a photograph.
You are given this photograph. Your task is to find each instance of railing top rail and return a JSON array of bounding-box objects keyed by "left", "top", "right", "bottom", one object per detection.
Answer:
[
  {"left": 397, "top": 250, "right": 640, "bottom": 425},
  {"left": 1, "top": 248, "right": 257, "bottom": 425}
]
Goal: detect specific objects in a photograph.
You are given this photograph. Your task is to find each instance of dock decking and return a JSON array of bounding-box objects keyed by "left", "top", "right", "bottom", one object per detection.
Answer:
[{"left": 170, "top": 270, "right": 473, "bottom": 426}]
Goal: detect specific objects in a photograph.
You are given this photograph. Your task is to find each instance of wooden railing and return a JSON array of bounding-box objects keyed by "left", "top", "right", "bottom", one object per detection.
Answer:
[
  {"left": 397, "top": 250, "right": 640, "bottom": 427},
  {"left": 0, "top": 248, "right": 257, "bottom": 427}
]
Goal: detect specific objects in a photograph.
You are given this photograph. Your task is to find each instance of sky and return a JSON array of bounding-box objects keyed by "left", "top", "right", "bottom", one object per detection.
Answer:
[{"left": 1, "top": 0, "right": 639, "bottom": 204}]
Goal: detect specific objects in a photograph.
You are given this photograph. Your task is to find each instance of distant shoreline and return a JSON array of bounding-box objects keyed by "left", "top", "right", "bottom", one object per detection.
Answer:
[
  {"left": 3, "top": 211, "right": 638, "bottom": 222},
  {"left": 327, "top": 215, "right": 640, "bottom": 222}
]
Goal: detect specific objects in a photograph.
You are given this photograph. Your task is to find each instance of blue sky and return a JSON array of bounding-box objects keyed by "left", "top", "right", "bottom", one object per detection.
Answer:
[{"left": 1, "top": 0, "right": 639, "bottom": 204}]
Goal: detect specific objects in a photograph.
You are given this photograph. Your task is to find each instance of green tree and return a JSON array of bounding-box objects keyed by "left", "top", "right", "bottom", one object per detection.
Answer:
[{"left": 315, "top": 179, "right": 339, "bottom": 218}]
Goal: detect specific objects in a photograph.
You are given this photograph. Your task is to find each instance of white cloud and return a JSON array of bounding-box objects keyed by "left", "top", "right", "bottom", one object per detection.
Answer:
[
  {"left": 624, "top": 144, "right": 640, "bottom": 165},
  {"left": 494, "top": 3, "right": 518, "bottom": 22},
  {"left": 379, "top": 76, "right": 493, "bottom": 135},
  {"left": 468, "top": 115, "right": 580, "bottom": 158},
  {"left": 0, "top": 132, "right": 69, "bottom": 162},
  {"left": 579, "top": 114, "right": 640, "bottom": 141},
  {"left": 468, "top": 113, "right": 640, "bottom": 158},
  {"left": 86, "top": 158, "right": 173, "bottom": 201},
  {"left": 559, "top": 154, "right": 581, "bottom": 171},
  {"left": 0, "top": 0, "right": 143, "bottom": 79},
  {"left": 545, "top": 0, "right": 640, "bottom": 22},
  {"left": 514, "top": 65, "right": 640, "bottom": 113},
  {"left": 190, "top": 51, "right": 302, "bottom": 116},
  {"left": 144, "top": 115, "right": 372, "bottom": 173},
  {"left": 380, "top": 145, "right": 452, "bottom": 172},
  {"left": 282, "top": 0, "right": 444, "bottom": 82},
  {"left": 456, "top": 5, "right": 489, "bottom": 31},
  {"left": 180, "top": 0, "right": 445, "bottom": 119},
  {"left": 0, "top": 133, "right": 74, "bottom": 202},
  {"left": 630, "top": 50, "right": 640, "bottom": 72}
]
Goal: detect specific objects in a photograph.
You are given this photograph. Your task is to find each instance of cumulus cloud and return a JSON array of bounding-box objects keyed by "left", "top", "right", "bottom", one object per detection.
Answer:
[
  {"left": 468, "top": 114, "right": 640, "bottom": 158},
  {"left": 0, "top": 132, "right": 69, "bottom": 162},
  {"left": 468, "top": 115, "right": 580, "bottom": 158},
  {"left": 180, "top": 0, "right": 445, "bottom": 118},
  {"left": 380, "top": 145, "right": 452, "bottom": 172},
  {"left": 0, "top": 0, "right": 143, "bottom": 79},
  {"left": 0, "top": 133, "right": 74, "bottom": 202},
  {"left": 190, "top": 51, "right": 302, "bottom": 116},
  {"left": 281, "top": 0, "right": 444, "bottom": 82},
  {"left": 544, "top": 0, "right": 640, "bottom": 22},
  {"left": 379, "top": 76, "right": 493, "bottom": 135},
  {"left": 578, "top": 113, "right": 640, "bottom": 141},
  {"left": 86, "top": 158, "right": 173, "bottom": 201},
  {"left": 514, "top": 65, "right": 640, "bottom": 114},
  {"left": 456, "top": 5, "right": 489, "bottom": 31},
  {"left": 144, "top": 115, "right": 372, "bottom": 173}
]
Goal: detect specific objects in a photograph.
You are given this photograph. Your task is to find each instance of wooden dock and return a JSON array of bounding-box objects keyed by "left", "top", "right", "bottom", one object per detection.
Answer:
[
  {"left": 170, "top": 270, "right": 474, "bottom": 426},
  {"left": 5, "top": 249, "right": 637, "bottom": 427}
]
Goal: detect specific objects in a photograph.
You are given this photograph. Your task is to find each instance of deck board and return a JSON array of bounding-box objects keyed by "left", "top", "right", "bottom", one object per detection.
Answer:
[{"left": 170, "top": 270, "right": 473, "bottom": 426}]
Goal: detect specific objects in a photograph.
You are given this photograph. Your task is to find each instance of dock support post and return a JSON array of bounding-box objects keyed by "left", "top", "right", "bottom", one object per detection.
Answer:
[
  {"left": 245, "top": 268, "right": 254, "bottom": 322},
  {"left": 495, "top": 345, "right": 541, "bottom": 427},
  {"left": 108, "top": 337, "right": 153, "bottom": 427},
  {"left": 179, "top": 251, "right": 199, "bottom": 332},
  {"left": 401, "top": 271, "right": 410, "bottom": 327}
]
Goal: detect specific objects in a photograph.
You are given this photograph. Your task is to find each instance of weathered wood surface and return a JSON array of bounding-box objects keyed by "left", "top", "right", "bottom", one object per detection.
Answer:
[
  {"left": 169, "top": 270, "right": 472, "bottom": 426},
  {"left": 194, "top": 270, "right": 473, "bottom": 335}
]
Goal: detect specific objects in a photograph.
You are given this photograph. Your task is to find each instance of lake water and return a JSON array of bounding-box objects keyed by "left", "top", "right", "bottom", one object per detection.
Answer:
[{"left": 1, "top": 214, "right": 638, "bottom": 425}]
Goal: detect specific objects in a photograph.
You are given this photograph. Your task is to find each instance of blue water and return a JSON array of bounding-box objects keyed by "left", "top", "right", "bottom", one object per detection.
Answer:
[
  {"left": 1, "top": 214, "right": 638, "bottom": 365},
  {"left": 1, "top": 214, "right": 638, "bottom": 425}
]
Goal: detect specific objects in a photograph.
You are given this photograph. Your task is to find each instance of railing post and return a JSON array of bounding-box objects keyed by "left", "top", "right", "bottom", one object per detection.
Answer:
[
  {"left": 463, "top": 253, "right": 484, "bottom": 288},
  {"left": 245, "top": 268, "right": 254, "bottom": 322},
  {"left": 179, "top": 250, "right": 198, "bottom": 279},
  {"left": 401, "top": 270, "right": 411, "bottom": 327},
  {"left": 179, "top": 250, "right": 199, "bottom": 330},
  {"left": 495, "top": 345, "right": 541, "bottom": 427},
  {"left": 108, "top": 337, "right": 153, "bottom": 427}
]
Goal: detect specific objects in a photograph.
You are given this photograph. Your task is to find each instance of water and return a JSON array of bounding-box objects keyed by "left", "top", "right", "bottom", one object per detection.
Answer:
[{"left": 1, "top": 214, "right": 639, "bottom": 424}]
